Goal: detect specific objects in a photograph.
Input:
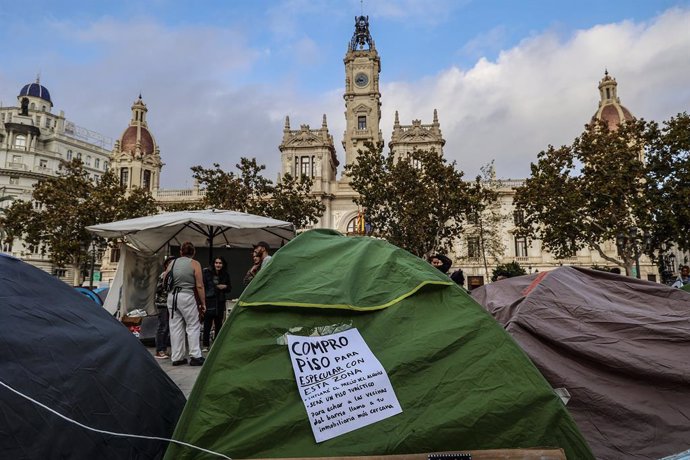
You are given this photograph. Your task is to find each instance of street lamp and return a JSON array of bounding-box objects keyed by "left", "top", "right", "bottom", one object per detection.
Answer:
[{"left": 615, "top": 227, "right": 651, "bottom": 279}]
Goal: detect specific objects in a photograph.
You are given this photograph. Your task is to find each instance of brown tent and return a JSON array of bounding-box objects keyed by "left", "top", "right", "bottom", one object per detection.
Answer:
[{"left": 471, "top": 266, "right": 690, "bottom": 460}]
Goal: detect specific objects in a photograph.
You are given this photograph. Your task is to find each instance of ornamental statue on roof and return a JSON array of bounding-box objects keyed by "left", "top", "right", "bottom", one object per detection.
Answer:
[{"left": 350, "top": 15, "right": 375, "bottom": 51}]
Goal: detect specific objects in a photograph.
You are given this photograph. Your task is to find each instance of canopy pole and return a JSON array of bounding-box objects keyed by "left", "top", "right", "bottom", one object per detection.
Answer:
[{"left": 208, "top": 226, "right": 214, "bottom": 266}]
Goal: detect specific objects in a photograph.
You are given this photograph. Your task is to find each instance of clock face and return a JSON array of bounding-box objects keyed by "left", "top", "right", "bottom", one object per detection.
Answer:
[{"left": 354, "top": 73, "right": 369, "bottom": 87}]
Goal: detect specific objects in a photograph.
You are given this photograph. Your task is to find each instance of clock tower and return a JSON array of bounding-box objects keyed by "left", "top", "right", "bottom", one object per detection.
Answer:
[{"left": 342, "top": 15, "right": 382, "bottom": 168}]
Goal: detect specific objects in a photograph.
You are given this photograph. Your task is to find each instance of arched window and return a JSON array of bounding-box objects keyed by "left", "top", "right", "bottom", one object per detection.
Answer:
[
  {"left": 346, "top": 214, "right": 367, "bottom": 235},
  {"left": 30, "top": 102, "right": 36, "bottom": 110},
  {"left": 66, "top": 150, "right": 72, "bottom": 160}
]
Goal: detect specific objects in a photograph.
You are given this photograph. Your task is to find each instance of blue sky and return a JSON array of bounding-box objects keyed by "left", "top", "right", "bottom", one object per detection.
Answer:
[{"left": 1, "top": 0, "right": 689, "bottom": 187}]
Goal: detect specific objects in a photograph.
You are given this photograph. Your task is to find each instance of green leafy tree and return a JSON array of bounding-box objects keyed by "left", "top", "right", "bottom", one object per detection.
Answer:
[
  {"left": 2, "top": 160, "right": 158, "bottom": 284},
  {"left": 191, "top": 158, "right": 325, "bottom": 228},
  {"left": 271, "top": 172, "right": 326, "bottom": 228},
  {"left": 345, "top": 142, "right": 475, "bottom": 258},
  {"left": 491, "top": 261, "right": 527, "bottom": 281},
  {"left": 645, "top": 112, "right": 690, "bottom": 252},
  {"left": 514, "top": 118, "right": 653, "bottom": 276},
  {"left": 160, "top": 201, "right": 205, "bottom": 212}
]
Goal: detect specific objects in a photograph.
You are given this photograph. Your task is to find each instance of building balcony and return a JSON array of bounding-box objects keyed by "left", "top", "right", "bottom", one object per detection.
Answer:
[{"left": 5, "top": 162, "right": 27, "bottom": 171}]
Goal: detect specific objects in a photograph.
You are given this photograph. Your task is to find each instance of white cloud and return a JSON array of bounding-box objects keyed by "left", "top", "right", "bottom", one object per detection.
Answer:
[
  {"left": 380, "top": 7, "right": 690, "bottom": 180},
  {"left": 4, "top": 7, "right": 687, "bottom": 190}
]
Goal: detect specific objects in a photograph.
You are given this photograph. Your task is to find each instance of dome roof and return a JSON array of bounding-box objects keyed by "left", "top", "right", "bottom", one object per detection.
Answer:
[
  {"left": 592, "top": 104, "right": 634, "bottom": 130},
  {"left": 120, "top": 126, "right": 155, "bottom": 156},
  {"left": 19, "top": 81, "right": 52, "bottom": 105}
]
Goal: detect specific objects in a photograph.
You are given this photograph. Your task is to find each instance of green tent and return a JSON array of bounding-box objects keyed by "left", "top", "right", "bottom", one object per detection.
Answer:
[
  {"left": 681, "top": 282, "right": 690, "bottom": 293},
  {"left": 166, "top": 229, "right": 593, "bottom": 459}
]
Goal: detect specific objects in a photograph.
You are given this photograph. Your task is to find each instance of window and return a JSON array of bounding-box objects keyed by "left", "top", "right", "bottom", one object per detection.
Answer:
[
  {"left": 294, "top": 157, "right": 299, "bottom": 177},
  {"left": 39, "top": 159, "right": 48, "bottom": 169},
  {"left": 120, "top": 168, "right": 129, "bottom": 187},
  {"left": 14, "top": 135, "right": 26, "bottom": 148},
  {"left": 66, "top": 150, "right": 72, "bottom": 160},
  {"left": 358, "top": 116, "right": 366, "bottom": 130},
  {"left": 513, "top": 210, "right": 525, "bottom": 225},
  {"left": 467, "top": 237, "right": 480, "bottom": 259},
  {"left": 45, "top": 117, "right": 51, "bottom": 128},
  {"left": 53, "top": 268, "right": 66, "bottom": 278},
  {"left": 300, "top": 156, "right": 310, "bottom": 177},
  {"left": 9, "top": 176, "right": 19, "bottom": 185},
  {"left": 85, "top": 156, "right": 91, "bottom": 166},
  {"left": 110, "top": 248, "right": 121, "bottom": 263},
  {"left": 93, "top": 174, "right": 100, "bottom": 182},
  {"left": 515, "top": 236, "right": 528, "bottom": 258},
  {"left": 30, "top": 102, "right": 36, "bottom": 110},
  {"left": 606, "top": 88, "right": 611, "bottom": 99},
  {"left": 311, "top": 156, "right": 316, "bottom": 178},
  {"left": 103, "top": 161, "right": 109, "bottom": 170},
  {"left": 94, "top": 158, "right": 100, "bottom": 169},
  {"left": 36, "top": 116, "right": 41, "bottom": 126},
  {"left": 76, "top": 152, "right": 82, "bottom": 160},
  {"left": 143, "top": 170, "right": 152, "bottom": 190}
]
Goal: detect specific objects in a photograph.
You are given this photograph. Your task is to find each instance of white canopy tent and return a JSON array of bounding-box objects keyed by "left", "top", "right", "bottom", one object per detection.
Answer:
[
  {"left": 86, "top": 209, "right": 296, "bottom": 255},
  {"left": 86, "top": 209, "right": 296, "bottom": 316}
]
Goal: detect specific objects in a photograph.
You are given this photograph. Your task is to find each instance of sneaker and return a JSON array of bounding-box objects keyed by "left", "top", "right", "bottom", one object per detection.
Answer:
[
  {"left": 189, "top": 356, "right": 205, "bottom": 366},
  {"left": 155, "top": 351, "right": 169, "bottom": 359},
  {"left": 201, "top": 347, "right": 209, "bottom": 352},
  {"left": 172, "top": 359, "right": 187, "bottom": 366}
]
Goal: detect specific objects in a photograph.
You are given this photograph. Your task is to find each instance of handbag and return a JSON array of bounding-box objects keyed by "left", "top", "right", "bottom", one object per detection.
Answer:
[{"left": 163, "top": 259, "right": 177, "bottom": 292}]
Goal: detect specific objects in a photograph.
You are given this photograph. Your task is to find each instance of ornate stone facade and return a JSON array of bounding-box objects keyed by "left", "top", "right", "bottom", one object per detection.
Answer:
[
  {"left": 279, "top": 18, "right": 661, "bottom": 287},
  {"left": 0, "top": 78, "right": 112, "bottom": 282}
]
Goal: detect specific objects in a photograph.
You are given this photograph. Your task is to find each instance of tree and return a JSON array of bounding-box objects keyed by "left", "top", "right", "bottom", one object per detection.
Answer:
[
  {"left": 645, "top": 112, "right": 690, "bottom": 253},
  {"left": 491, "top": 261, "right": 527, "bottom": 281},
  {"left": 191, "top": 157, "right": 325, "bottom": 228},
  {"left": 462, "top": 162, "right": 507, "bottom": 276},
  {"left": 514, "top": 118, "right": 653, "bottom": 275},
  {"left": 2, "top": 160, "right": 158, "bottom": 285},
  {"left": 345, "top": 142, "right": 476, "bottom": 258}
]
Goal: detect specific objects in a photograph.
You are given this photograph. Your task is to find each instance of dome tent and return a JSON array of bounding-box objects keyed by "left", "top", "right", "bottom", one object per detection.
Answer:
[
  {"left": 166, "top": 229, "right": 593, "bottom": 459},
  {"left": 472, "top": 267, "right": 690, "bottom": 459},
  {"left": 0, "top": 253, "right": 185, "bottom": 459}
]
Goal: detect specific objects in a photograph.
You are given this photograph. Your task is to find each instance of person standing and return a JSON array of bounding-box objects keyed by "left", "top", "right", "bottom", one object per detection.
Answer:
[
  {"left": 202, "top": 256, "right": 231, "bottom": 351},
  {"left": 154, "top": 256, "right": 175, "bottom": 359},
  {"left": 165, "top": 241, "right": 206, "bottom": 366},
  {"left": 243, "top": 252, "right": 262, "bottom": 286},
  {"left": 672, "top": 265, "right": 690, "bottom": 288},
  {"left": 253, "top": 241, "right": 272, "bottom": 268}
]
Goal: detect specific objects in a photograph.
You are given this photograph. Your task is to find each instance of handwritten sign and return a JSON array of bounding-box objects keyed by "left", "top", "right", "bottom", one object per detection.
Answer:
[{"left": 287, "top": 328, "right": 402, "bottom": 443}]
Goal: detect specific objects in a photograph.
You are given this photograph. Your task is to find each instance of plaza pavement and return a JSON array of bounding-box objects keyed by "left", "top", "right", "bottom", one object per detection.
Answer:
[{"left": 148, "top": 346, "right": 203, "bottom": 398}]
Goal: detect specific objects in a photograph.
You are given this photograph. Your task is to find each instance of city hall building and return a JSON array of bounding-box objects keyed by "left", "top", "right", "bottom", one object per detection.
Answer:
[{"left": 0, "top": 18, "right": 666, "bottom": 286}]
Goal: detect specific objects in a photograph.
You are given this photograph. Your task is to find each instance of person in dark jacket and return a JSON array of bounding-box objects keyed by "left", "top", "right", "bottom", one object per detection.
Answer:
[
  {"left": 429, "top": 254, "right": 452, "bottom": 274},
  {"left": 202, "top": 256, "right": 231, "bottom": 351},
  {"left": 154, "top": 256, "right": 175, "bottom": 359}
]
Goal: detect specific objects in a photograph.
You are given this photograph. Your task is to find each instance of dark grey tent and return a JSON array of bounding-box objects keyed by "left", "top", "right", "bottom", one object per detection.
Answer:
[
  {"left": 472, "top": 266, "right": 690, "bottom": 460},
  {"left": 0, "top": 253, "right": 185, "bottom": 459}
]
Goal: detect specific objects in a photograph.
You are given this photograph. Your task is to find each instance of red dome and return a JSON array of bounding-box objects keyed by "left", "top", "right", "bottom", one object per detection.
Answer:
[
  {"left": 593, "top": 104, "right": 635, "bottom": 130},
  {"left": 120, "top": 126, "right": 155, "bottom": 155}
]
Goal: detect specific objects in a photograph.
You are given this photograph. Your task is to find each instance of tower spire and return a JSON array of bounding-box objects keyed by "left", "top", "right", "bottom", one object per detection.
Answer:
[{"left": 349, "top": 15, "right": 374, "bottom": 50}]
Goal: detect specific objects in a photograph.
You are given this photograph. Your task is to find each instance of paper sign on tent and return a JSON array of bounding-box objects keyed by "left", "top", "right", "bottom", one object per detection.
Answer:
[{"left": 287, "top": 328, "right": 402, "bottom": 443}]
